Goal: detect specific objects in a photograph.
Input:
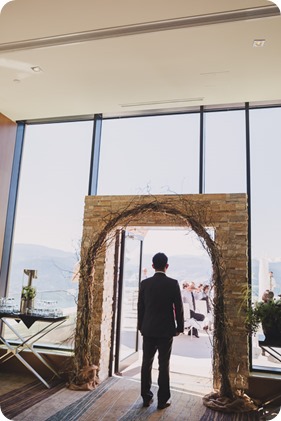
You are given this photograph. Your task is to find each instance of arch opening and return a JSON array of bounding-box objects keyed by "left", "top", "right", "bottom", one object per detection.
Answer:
[
  {"left": 117, "top": 226, "right": 214, "bottom": 389},
  {"left": 72, "top": 194, "right": 248, "bottom": 401}
]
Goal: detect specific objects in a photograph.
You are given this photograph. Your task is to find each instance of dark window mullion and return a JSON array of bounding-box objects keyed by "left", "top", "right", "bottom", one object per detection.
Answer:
[
  {"left": 199, "top": 105, "right": 205, "bottom": 193},
  {"left": 0, "top": 122, "right": 25, "bottom": 297},
  {"left": 88, "top": 114, "right": 102, "bottom": 195}
]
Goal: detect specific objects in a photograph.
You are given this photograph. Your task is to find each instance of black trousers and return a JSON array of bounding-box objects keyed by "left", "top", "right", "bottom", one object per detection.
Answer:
[{"left": 141, "top": 336, "right": 173, "bottom": 405}]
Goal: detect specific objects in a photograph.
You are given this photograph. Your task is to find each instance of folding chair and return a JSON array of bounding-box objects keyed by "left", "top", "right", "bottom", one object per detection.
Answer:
[{"left": 183, "top": 302, "right": 209, "bottom": 339}]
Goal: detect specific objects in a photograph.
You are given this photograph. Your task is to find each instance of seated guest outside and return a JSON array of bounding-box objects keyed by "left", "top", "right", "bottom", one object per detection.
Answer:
[
  {"left": 201, "top": 284, "right": 214, "bottom": 330},
  {"left": 262, "top": 289, "right": 274, "bottom": 303},
  {"left": 201, "top": 284, "right": 211, "bottom": 313},
  {"left": 184, "top": 282, "right": 206, "bottom": 338},
  {"left": 181, "top": 282, "right": 189, "bottom": 302}
]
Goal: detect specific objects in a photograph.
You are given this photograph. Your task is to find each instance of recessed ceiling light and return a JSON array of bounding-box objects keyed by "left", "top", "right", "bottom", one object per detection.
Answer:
[
  {"left": 31, "top": 66, "right": 43, "bottom": 72},
  {"left": 253, "top": 39, "right": 266, "bottom": 47}
]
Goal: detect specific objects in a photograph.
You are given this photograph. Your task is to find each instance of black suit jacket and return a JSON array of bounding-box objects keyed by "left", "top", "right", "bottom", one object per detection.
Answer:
[{"left": 137, "top": 272, "right": 184, "bottom": 338}]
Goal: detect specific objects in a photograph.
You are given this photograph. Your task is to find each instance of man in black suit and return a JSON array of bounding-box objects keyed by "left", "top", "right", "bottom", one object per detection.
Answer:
[{"left": 137, "top": 252, "right": 184, "bottom": 410}]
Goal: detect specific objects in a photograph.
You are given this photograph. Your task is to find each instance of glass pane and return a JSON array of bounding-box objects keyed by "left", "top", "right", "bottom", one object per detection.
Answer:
[
  {"left": 250, "top": 107, "right": 281, "bottom": 372},
  {"left": 98, "top": 114, "right": 200, "bottom": 195},
  {"left": 204, "top": 110, "right": 246, "bottom": 193},
  {"left": 5, "top": 121, "right": 93, "bottom": 349},
  {"left": 119, "top": 234, "right": 142, "bottom": 362},
  {"left": 142, "top": 228, "right": 213, "bottom": 283}
]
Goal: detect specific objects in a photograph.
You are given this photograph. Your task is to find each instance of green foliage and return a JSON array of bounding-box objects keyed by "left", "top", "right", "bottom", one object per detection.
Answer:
[
  {"left": 246, "top": 299, "right": 281, "bottom": 335},
  {"left": 21, "top": 286, "right": 36, "bottom": 300}
]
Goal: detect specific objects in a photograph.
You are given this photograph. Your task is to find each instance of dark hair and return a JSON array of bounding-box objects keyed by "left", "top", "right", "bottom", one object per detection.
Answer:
[{"left": 152, "top": 252, "right": 168, "bottom": 270}]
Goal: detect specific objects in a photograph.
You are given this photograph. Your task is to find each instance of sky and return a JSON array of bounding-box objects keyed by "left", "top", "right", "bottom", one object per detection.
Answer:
[{"left": 142, "top": 228, "right": 210, "bottom": 257}]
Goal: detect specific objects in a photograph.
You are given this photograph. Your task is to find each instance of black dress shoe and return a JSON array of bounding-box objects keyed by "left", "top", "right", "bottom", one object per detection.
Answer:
[
  {"left": 143, "top": 398, "right": 153, "bottom": 407},
  {"left": 157, "top": 401, "right": 171, "bottom": 410}
]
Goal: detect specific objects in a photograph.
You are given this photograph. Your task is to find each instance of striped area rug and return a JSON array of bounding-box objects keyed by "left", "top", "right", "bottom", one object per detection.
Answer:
[
  {"left": 46, "top": 376, "right": 120, "bottom": 421},
  {"left": 0, "top": 378, "right": 65, "bottom": 420},
  {"left": 45, "top": 377, "right": 261, "bottom": 421},
  {"left": 200, "top": 410, "right": 261, "bottom": 421}
]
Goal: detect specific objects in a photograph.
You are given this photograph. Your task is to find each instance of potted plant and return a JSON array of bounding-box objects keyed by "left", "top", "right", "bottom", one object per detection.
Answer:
[
  {"left": 20, "top": 286, "right": 36, "bottom": 314},
  {"left": 247, "top": 297, "right": 281, "bottom": 344}
]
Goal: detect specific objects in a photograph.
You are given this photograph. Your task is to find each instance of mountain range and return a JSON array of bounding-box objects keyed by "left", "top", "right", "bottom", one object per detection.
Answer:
[
  {"left": 7, "top": 244, "right": 281, "bottom": 304},
  {"left": 8, "top": 244, "right": 78, "bottom": 307}
]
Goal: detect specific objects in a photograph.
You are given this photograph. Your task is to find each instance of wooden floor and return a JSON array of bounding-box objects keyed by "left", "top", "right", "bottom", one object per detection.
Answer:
[
  {"left": 0, "top": 333, "right": 280, "bottom": 421},
  {"left": 1, "top": 370, "right": 279, "bottom": 421},
  {"left": 0, "top": 373, "right": 262, "bottom": 421},
  {"left": 0, "top": 371, "right": 35, "bottom": 395}
]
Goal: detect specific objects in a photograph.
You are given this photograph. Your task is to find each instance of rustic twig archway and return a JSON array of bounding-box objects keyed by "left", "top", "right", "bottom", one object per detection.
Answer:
[{"left": 71, "top": 194, "right": 255, "bottom": 412}]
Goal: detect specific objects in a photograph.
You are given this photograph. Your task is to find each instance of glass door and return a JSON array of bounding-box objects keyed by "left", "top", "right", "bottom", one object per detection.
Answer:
[{"left": 115, "top": 230, "right": 143, "bottom": 373}]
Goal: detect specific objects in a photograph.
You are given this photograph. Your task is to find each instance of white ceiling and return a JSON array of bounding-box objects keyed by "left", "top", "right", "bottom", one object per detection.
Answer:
[{"left": 0, "top": 0, "right": 280, "bottom": 121}]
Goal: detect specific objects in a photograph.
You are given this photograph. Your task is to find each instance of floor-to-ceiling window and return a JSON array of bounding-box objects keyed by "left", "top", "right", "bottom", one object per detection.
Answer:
[
  {"left": 250, "top": 107, "right": 281, "bottom": 371},
  {"left": 5, "top": 121, "right": 93, "bottom": 349},
  {"left": 2, "top": 103, "right": 281, "bottom": 371},
  {"left": 204, "top": 110, "right": 246, "bottom": 194},
  {"left": 97, "top": 106, "right": 280, "bottom": 374},
  {"left": 98, "top": 114, "right": 200, "bottom": 195}
]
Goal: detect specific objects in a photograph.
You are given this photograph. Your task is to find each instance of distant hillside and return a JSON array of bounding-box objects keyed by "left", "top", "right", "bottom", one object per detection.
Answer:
[
  {"left": 9, "top": 245, "right": 213, "bottom": 294},
  {"left": 8, "top": 244, "right": 78, "bottom": 306},
  {"left": 142, "top": 255, "right": 281, "bottom": 294},
  {"left": 142, "top": 253, "right": 213, "bottom": 285},
  {"left": 7, "top": 245, "right": 281, "bottom": 304}
]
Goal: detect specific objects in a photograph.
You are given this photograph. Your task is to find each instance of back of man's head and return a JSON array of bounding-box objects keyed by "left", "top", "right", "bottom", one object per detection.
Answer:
[{"left": 152, "top": 252, "right": 168, "bottom": 271}]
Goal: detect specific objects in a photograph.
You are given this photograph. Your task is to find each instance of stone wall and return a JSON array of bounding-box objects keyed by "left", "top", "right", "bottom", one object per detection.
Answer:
[{"left": 81, "top": 193, "right": 248, "bottom": 388}]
